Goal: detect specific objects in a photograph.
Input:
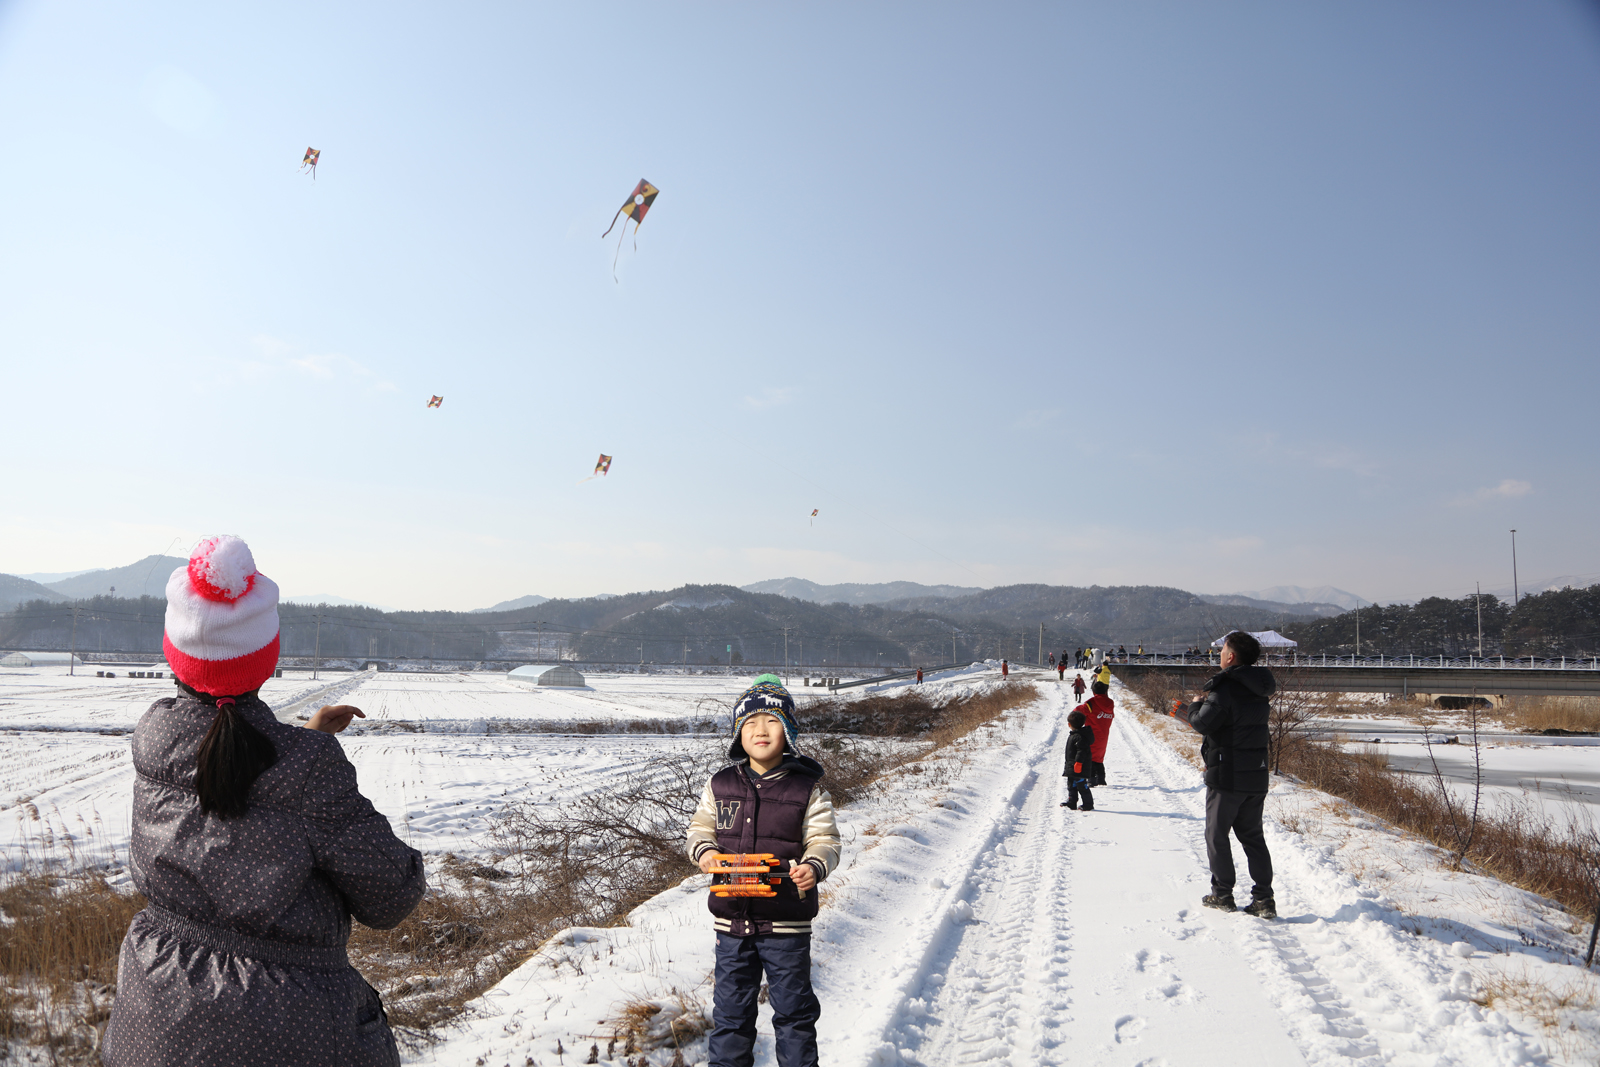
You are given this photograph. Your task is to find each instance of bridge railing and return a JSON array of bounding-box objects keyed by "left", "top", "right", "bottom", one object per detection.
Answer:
[{"left": 1107, "top": 653, "right": 1600, "bottom": 670}]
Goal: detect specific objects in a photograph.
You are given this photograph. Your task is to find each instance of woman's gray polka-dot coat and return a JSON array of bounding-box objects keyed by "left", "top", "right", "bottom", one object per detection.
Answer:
[{"left": 103, "top": 694, "right": 426, "bottom": 1067}]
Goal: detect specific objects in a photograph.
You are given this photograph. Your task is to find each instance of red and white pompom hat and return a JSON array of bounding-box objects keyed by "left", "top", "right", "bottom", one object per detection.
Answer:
[{"left": 163, "top": 535, "right": 281, "bottom": 697}]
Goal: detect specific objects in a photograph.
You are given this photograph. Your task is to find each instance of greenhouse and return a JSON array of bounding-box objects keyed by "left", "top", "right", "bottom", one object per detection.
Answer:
[
  {"left": 507, "top": 663, "right": 587, "bottom": 688},
  {"left": 1, "top": 651, "right": 84, "bottom": 667}
]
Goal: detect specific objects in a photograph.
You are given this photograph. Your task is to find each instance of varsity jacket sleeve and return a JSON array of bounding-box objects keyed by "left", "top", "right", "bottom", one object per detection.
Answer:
[
  {"left": 685, "top": 779, "right": 721, "bottom": 864},
  {"left": 800, "top": 784, "right": 842, "bottom": 881}
]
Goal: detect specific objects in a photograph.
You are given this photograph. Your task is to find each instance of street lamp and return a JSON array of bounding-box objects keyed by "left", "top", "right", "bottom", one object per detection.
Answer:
[{"left": 1510, "top": 530, "right": 1519, "bottom": 605}]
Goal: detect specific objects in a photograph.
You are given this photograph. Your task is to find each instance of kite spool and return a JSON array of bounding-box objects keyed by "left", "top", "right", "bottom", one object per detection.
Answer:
[{"left": 707, "top": 853, "right": 785, "bottom": 898}]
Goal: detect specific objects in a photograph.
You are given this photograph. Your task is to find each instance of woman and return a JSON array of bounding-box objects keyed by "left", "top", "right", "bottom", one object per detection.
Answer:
[{"left": 104, "top": 536, "right": 425, "bottom": 1067}]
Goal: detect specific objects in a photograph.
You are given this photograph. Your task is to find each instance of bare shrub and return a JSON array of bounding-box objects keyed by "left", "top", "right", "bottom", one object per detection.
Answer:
[
  {"left": 0, "top": 871, "right": 144, "bottom": 1063},
  {"left": 489, "top": 748, "right": 722, "bottom": 933}
]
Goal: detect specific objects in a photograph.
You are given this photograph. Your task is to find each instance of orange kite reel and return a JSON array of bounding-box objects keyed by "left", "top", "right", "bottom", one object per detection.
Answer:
[{"left": 707, "top": 853, "right": 788, "bottom": 898}]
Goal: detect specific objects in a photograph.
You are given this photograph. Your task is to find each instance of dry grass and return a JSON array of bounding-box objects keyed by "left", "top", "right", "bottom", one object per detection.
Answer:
[
  {"left": 0, "top": 871, "right": 145, "bottom": 1064},
  {"left": 1265, "top": 737, "right": 1600, "bottom": 920},
  {"left": 1500, "top": 695, "right": 1600, "bottom": 735}
]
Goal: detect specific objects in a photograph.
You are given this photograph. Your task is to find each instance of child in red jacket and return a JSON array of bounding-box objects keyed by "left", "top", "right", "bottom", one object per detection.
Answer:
[{"left": 1080, "top": 681, "right": 1115, "bottom": 786}]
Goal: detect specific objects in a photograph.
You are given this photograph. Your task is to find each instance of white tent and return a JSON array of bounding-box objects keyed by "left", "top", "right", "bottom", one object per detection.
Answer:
[{"left": 1210, "top": 630, "right": 1298, "bottom": 649}]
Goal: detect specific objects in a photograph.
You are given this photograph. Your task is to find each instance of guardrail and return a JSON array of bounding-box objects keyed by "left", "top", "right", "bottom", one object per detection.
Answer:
[
  {"left": 826, "top": 662, "right": 971, "bottom": 692},
  {"left": 1105, "top": 654, "right": 1600, "bottom": 671}
]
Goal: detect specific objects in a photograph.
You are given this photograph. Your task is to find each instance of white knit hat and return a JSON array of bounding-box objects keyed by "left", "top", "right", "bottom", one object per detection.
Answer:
[{"left": 162, "top": 535, "right": 281, "bottom": 696}]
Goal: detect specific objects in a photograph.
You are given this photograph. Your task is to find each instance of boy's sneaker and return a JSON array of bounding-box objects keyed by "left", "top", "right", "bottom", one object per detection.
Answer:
[
  {"left": 1200, "top": 893, "right": 1237, "bottom": 912},
  {"left": 1243, "top": 897, "right": 1277, "bottom": 919},
  {"left": 1061, "top": 802, "right": 1075, "bottom": 808}
]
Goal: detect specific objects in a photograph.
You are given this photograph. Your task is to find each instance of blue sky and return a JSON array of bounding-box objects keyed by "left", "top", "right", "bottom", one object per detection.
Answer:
[{"left": 2, "top": 2, "right": 1597, "bottom": 610}]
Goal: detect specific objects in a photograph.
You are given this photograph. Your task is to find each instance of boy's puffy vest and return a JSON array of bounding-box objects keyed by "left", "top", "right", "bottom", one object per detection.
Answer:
[{"left": 707, "top": 765, "right": 819, "bottom": 934}]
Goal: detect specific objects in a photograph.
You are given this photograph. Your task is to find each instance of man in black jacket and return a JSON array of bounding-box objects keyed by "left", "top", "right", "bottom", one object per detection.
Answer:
[{"left": 1171, "top": 631, "right": 1277, "bottom": 918}]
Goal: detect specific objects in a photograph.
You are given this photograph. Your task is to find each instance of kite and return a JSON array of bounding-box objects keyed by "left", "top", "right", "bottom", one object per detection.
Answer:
[
  {"left": 601, "top": 179, "right": 659, "bottom": 279},
  {"left": 578, "top": 453, "right": 613, "bottom": 485},
  {"left": 811, "top": 508, "right": 819, "bottom": 526},
  {"left": 301, "top": 147, "right": 320, "bottom": 179},
  {"left": 427, "top": 395, "right": 443, "bottom": 408}
]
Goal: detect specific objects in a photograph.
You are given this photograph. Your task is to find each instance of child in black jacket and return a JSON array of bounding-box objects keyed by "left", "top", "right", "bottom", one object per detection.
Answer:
[{"left": 1061, "top": 709, "right": 1095, "bottom": 811}]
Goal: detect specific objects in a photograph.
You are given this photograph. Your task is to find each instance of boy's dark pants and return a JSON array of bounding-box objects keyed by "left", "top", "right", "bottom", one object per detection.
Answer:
[
  {"left": 1066, "top": 775, "right": 1094, "bottom": 810},
  {"left": 711, "top": 932, "right": 820, "bottom": 1067},
  {"left": 1204, "top": 788, "right": 1273, "bottom": 899}
]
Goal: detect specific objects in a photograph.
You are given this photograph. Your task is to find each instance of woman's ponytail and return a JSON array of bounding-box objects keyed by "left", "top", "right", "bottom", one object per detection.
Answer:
[{"left": 194, "top": 697, "right": 278, "bottom": 819}]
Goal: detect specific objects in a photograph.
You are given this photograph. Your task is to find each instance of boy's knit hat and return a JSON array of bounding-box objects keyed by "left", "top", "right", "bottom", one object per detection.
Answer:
[
  {"left": 162, "top": 535, "right": 281, "bottom": 697},
  {"left": 729, "top": 673, "right": 801, "bottom": 760}
]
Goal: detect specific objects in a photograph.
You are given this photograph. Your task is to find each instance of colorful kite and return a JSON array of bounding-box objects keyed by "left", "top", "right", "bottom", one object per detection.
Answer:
[
  {"left": 810, "top": 508, "right": 819, "bottom": 526},
  {"left": 301, "top": 147, "right": 320, "bottom": 179},
  {"left": 601, "top": 179, "right": 659, "bottom": 279},
  {"left": 427, "top": 395, "right": 443, "bottom": 408},
  {"left": 578, "top": 454, "right": 613, "bottom": 485}
]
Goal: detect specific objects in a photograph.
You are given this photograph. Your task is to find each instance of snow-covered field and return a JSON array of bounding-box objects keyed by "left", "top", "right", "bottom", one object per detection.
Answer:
[{"left": 4, "top": 665, "right": 1600, "bottom": 1064}]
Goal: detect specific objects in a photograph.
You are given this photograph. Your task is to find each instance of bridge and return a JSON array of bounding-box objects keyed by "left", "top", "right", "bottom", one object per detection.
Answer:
[{"left": 1109, "top": 658, "right": 1600, "bottom": 699}]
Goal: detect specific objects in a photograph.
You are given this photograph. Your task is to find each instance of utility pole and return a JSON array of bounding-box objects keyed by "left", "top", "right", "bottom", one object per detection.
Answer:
[
  {"left": 1510, "top": 529, "right": 1520, "bottom": 605},
  {"left": 1038, "top": 623, "right": 1044, "bottom": 666},
  {"left": 1355, "top": 601, "right": 1360, "bottom": 660},
  {"left": 537, "top": 620, "right": 543, "bottom": 663},
  {"left": 1476, "top": 582, "right": 1483, "bottom": 657},
  {"left": 783, "top": 627, "right": 790, "bottom": 682},
  {"left": 69, "top": 605, "right": 79, "bottom": 676},
  {"left": 313, "top": 611, "right": 322, "bottom": 680}
]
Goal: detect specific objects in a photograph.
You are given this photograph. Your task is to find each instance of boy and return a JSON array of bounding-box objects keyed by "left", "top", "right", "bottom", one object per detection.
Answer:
[
  {"left": 1060, "top": 708, "right": 1095, "bottom": 810},
  {"left": 687, "top": 675, "right": 841, "bottom": 1067}
]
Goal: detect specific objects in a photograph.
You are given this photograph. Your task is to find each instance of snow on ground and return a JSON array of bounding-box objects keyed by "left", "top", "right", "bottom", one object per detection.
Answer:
[
  {"left": 419, "top": 678, "right": 1600, "bottom": 1067},
  {"left": 6, "top": 665, "right": 1600, "bottom": 1064}
]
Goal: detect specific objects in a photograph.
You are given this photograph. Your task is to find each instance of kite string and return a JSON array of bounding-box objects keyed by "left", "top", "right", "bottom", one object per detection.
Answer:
[{"left": 613, "top": 224, "right": 627, "bottom": 282}]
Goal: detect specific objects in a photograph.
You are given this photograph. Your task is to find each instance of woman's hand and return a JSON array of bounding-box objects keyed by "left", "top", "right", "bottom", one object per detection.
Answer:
[
  {"left": 306, "top": 704, "right": 366, "bottom": 733},
  {"left": 791, "top": 861, "right": 818, "bottom": 892}
]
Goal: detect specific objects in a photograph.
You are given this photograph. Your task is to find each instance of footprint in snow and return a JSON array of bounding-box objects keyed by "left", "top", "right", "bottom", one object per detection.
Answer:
[{"left": 1114, "top": 1014, "right": 1147, "bottom": 1043}]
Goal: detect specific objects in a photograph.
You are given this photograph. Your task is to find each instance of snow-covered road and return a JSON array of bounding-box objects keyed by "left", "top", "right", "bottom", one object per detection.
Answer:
[{"left": 428, "top": 680, "right": 1586, "bottom": 1066}]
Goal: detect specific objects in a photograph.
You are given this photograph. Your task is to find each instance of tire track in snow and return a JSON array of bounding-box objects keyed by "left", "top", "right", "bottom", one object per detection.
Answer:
[{"left": 904, "top": 732, "right": 1076, "bottom": 1066}]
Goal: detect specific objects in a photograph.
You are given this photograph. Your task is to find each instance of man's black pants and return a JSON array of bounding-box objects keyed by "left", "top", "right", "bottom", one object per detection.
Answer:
[{"left": 1204, "top": 788, "right": 1273, "bottom": 900}]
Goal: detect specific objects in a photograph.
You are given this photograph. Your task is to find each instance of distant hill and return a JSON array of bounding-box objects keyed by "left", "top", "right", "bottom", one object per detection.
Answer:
[
  {"left": 882, "top": 584, "right": 1327, "bottom": 649},
  {"left": 471, "top": 594, "right": 550, "bottom": 614},
  {"left": 284, "top": 594, "right": 398, "bottom": 611},
  {"left": 1198, "top": 593, "right": 1345, "bottom": 618},
  {"left": 45, "top": 555, "right": 187, "bottom": 599},
  {"left": 1234, "top": 585, "right": 1366, "bottom": 611},
  {"left": 0, "top": 574, "right": 68, "bottom": 612},
  {"left": 742, "top": 578, "right": 985, "bottom": 605}
]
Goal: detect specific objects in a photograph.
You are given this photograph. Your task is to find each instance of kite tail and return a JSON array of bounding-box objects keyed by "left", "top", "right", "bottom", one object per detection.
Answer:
[{"left": 600, "top": 206, "right": 625, "bottom": 239}]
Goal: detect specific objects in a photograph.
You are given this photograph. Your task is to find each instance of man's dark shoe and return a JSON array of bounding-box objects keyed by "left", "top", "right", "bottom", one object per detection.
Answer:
[
  {"left": 1201, "top": 893, "right": 1236, "bottom": 912},
  {"left": 1243, "top": 897, "right": 1277, "bottom": 919}
]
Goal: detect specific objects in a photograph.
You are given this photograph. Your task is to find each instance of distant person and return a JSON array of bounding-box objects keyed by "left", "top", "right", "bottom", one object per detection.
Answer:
[
  {"left": 1095, "top": 663, "right": 1112, "bottom": 689},
  {"left": 1170, "top": 630, "right": 1276, "bottom": 919},
  {"left": 1060, "top": 708, "right": 1095, "bottom": 811},
  {"left": 1071, "top": 673, "right": 1086, "bottom": 701},
  {"left": 1001, "top": 658, "right": 1009, "bottom": 679},
  {"left": 1137, "top": 645, "right": 1144, "bottom": 657},
  {"left": 916, "top": 667, "right": 923, "bottom": 684},
  {"left": 687, "top": 675, "right": 841, "bottom": 1067},
  {"left": 1118, "top": 644, "right": 1127, "bottom": 660},
  {"left": 1091, "top": 647, "right": 1104, "bottom": 669},
  {"left": 1074, "top": 647, "right": 1085, "bottom": 669},
  {"left": 1082, "top": 680, "right": 1115, "bottom": 786},
  {"left": 1048, "top": 652, "right": 1056, "bottom": 668},
  {"left": 104, "top": 536, "right": 425, "bottom": 1067},
  {"left": 1056, "top": 657, "right": 1066, "bottom": 682}
]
